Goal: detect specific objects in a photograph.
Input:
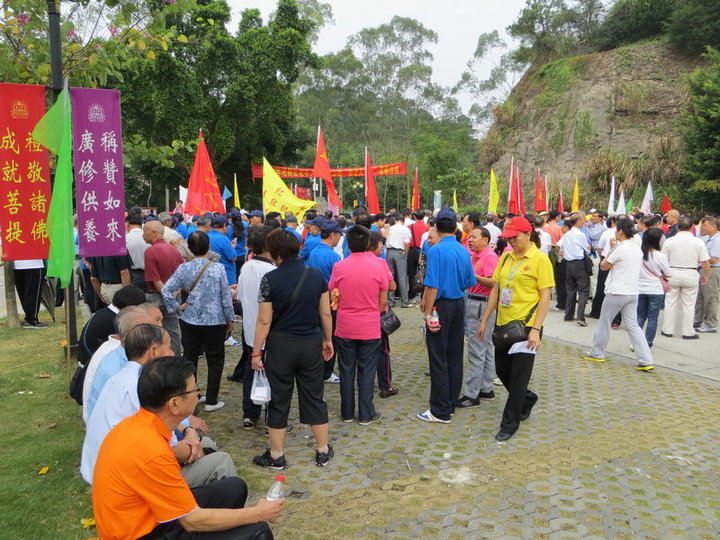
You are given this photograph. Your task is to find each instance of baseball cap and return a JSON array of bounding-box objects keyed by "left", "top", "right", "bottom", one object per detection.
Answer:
[
  {"left": 229, "top": 209, "right": 242, "bottom": 219},
  {"left": 499, "top": 217, "right": 533, "bottom": 238},
  {"left": 212, "top": 214, "right": 228, "bottom": 227},
  {"left": 311, "top": 216, "right": 327, "bottom": 227},
  {"left": 435, "top": 207, "right": 456, "bottom": 223},
  {"left": 538, "top": 210, "right": 549, "bottom": 216},
  {"left": 248, "top": 210, "right": 264, "bottom": 218},
  {"left": 319, "top": 219, "right": 343, "bottom": 233},
  {"left": 286, "top": 215, "right": 298, "bottom": 223}
]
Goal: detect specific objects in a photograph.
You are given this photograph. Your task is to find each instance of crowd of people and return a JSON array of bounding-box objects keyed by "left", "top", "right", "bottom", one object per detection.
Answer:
[{"left": 10, "top": 199, "right": 718, "bottom": 539}]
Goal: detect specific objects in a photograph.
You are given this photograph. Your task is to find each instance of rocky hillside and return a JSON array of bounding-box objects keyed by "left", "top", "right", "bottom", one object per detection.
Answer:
[{"left": 478, "top": 41, "right": 705, "bottom": 207}]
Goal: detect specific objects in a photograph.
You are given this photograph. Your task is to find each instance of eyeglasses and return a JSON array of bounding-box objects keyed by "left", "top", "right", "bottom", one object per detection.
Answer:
[{"left": 172, "top": 387, "right": 201, "bottom": 399}]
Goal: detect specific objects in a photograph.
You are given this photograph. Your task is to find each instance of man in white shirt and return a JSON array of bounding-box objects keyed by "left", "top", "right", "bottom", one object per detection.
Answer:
[
  {"left": 661, "top": 216, "right": 710, "bottom": 339},
  {"left": 483, "top": 213, "right": 502, "bottom": 247},
  {"left": 558, "top": 215, "right": 591, "bottom": 326},
  {"left": 694, "top": 216, "right": 720, "bottom": 332},
  {"left": 125, "top": 213, "right": 147, "bottom": 289},
  {"left": 385, "top": 214, "right": 412, "bottom": 307}
]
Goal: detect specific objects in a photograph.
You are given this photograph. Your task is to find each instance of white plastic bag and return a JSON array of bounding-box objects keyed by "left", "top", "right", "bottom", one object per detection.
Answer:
[{"left": 251, "top": 369, "right": 271, "bottom": 405}]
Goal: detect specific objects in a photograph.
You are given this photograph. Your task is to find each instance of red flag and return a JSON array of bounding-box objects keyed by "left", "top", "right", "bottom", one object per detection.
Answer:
[
  {"left": 660, "top": 194, "right": 672, "bottom": 213},
  {"left": 412, "top": 167, "right": 420, "bottom": 210},
  {"left": 185, "top": 131, "right": 224, "bottom": 215},
  {"left": 508, "top": 160, "right": 520, "bottom": 214},
  {"left": 312, "top": 126, "right": 341, "bottom": 207},
  {"left": 534, "top": 169, "right": 547, "bottom": 212},
  {"left": 365, "top": 147, "right": 380, "bottom": 214},
  {"left": 557, "top": 189, "right": 565, "bottom": 213},
  {"left": 517, "top": 168, "right": 526, "bottom": 214}
]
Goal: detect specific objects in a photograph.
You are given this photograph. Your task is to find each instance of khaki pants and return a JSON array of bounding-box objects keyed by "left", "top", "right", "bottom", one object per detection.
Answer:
[
  {"left": 695, "top": 267, "right": 720, "bottom": 329},
  {"left": 662, "top": 269, "right": 700, "bottom": 337}
]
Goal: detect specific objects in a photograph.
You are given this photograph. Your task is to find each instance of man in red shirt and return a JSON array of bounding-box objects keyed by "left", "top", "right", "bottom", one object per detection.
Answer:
[
  {"left": 407, "top": 210, "right": 428, "bottom": 300},
  {"left": 143, "top": 221, "right": 184, "bottom": 354},
  {"left": 93, "top": 355, "right": 281, "bottom": 539}
]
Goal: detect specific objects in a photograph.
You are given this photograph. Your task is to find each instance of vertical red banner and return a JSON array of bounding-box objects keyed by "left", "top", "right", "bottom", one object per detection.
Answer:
[
  {"left": 0, "top": 83, "right": 51, "bottom": 260},
  {"left": 70, "top": 88, "right": 127, "bottom": 257}
]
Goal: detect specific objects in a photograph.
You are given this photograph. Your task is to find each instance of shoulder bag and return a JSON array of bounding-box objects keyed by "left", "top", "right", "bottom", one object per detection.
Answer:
[
  {"left": 381, "top": 308, "right": 401, "bottom": 335},
  {"left": 642, "top": 258, "right": 671, "bottom": 293},
  {"left": 490, "top": 253, "right": 538, "bottom": 347}
]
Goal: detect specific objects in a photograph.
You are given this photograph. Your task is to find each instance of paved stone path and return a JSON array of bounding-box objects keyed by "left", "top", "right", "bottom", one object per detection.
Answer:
[{"left": 200, "top": 307, "right": 720, "bottom": 539}]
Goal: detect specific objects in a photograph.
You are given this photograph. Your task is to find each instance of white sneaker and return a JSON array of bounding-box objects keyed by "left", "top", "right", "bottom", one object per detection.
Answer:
[
  {"left": 198, "top": 396, "right": 206, "bottom": 404},
  {"left": 324, "top": 373, "right": 340, "bottom": 383},
  {"left": 493, "top": 377, "right": 502, "bottom": 386},
  {"left": 225, "top": 336, "right": 241, "bottom": 347},
  {"left": 204, "top": 401, "right": 225, "bottom": 412}
]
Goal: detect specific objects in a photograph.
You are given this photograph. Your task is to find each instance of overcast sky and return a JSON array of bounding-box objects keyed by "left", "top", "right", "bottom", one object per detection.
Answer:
[{"left": 227, "top": 1, "right": 527, "bottom": 92}]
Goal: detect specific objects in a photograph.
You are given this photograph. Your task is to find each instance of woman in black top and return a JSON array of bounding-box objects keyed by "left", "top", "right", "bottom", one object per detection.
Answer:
[{"left": 251, "top": 229, "right": 334, "bottom": 470}]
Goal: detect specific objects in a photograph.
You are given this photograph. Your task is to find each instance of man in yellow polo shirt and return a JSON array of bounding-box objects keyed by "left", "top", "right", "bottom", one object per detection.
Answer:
[{"left": 92, "top": 356, "right": 283, "bottom": 539}]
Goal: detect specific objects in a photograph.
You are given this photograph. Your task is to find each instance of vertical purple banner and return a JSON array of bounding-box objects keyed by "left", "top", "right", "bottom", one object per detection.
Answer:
[{"left": 70, "top": 88, "right": 126, "bottom": 257}]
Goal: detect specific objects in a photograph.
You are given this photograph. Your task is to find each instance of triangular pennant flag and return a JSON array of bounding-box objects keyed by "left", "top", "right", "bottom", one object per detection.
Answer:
[
  {"left": 640, "top": 181, "right": 654, "bottom": 214},
  {"left": 660, "top": 194, "right": 672, "bottom": 213},
  {"left": 222, "top": 186, "right": 232, "bottom": 200},
  {"left": 453, "top": 189, "right": 459, "bottom": 211},
  {"left": 534, "top": 169, "right": 547, "bottom": 212},
  {"left": 233, "top": 174, "right": 241, "bottom": 209},
  {"left": 313, "top": 127, "right": 341, "bottom": 207},
  {"left": 607, "top": 175, "right": 616, "bottom": 215},
  {"left": 365, "top": 147, "right": 380, "bottom": 214},
  {"left": 32, "top": 88, "right": 74, "bottom": 287},
  {"left": 262, "top": 158, "right": 315, "bottom": 219},
  {"left": 557, "top": 189, "right": 564, "bottom": 213},
  {"left": 615, "top": 190, "right": 625, "bottom": 215},
  {"left": 571, "top": 177, "right": 580, "bottom": 212},
  {"left": 185, "top": 131, "right": 225, "bottom": 215}
]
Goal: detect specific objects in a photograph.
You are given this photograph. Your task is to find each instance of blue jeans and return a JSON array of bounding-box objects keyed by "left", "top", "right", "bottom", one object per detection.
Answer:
[
  {"left": 336, "top": 337, "right": 381, "bottom": 422},
  {"left": 637, "top": 294, "right": 664, "bottom": 348}
]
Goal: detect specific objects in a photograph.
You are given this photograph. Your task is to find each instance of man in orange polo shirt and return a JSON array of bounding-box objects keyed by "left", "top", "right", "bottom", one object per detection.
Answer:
[{"left": 92, "top": 356, "right": 282, "bottom": 539}]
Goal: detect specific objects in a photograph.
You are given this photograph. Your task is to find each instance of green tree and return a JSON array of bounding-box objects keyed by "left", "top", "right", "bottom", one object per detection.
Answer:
[
  {"left": 594, "top": 0, "right": 675, "bottom": 51},
  {"left": 682, "top": 47, "right": 720, "bottom": 210},
  {"left": 668, "top": 0, "right": 720, "bottom": 56},
  {"left": 115, "top": 0, "right": 321, "bottom": 207}
]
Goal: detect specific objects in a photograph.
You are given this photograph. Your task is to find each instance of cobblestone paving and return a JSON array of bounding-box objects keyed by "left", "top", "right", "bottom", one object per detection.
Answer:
[{"left": 202, "top": 308, "right": 720, "bottom": 539}]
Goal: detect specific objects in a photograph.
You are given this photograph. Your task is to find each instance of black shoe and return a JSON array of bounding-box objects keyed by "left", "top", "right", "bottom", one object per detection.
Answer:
[
  {"left": 454, "top": 396, "right": 480, "bottom": 408},
  {"left": 682, "top": 334, "right": 699, "bottom": 340},
  {"left": 243, "top": 418, "right": 256, "bottom": 430},
  {"left": 660, "top": 331, "right": 673, "bottom": 338},
  {"left": 495, "top": 430, "right": 514, "bottom": 441},
  {"left": 315, "top": 444, "right": 334, "bottom": 466},
  {"left": 253, "top": 449, "right": 286, "bottom": 470},
  {"left": 227, "top": 374, "right": 243, "bottom": 382},
  {"left": 401, "top": 302, "right": 411, "bottom": 308},
  {"left": 520, "top": 393, "right": 538, "bottom": 421},
  {"left": 477, "top": 390, "right": 495, "bottom": 400},
  {"left": 358, "top": 413, "right": 382, "bottom": 426},
  {"left": 379, "top": 387, "right": 399, "bottom": 398},
  {"left": 22, "top": 319, "right": 48, "bottom": 329}
]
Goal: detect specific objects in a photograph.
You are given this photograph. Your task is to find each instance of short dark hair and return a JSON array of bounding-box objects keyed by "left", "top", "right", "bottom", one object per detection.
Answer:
[
  {"left": 304, "top": 210, "right": 318, "bottom": 221},
  {"left": 265, "top": 211, "right": 281, "bottom": 221},
  {"left": 436, "top": 220, "right": 456, "bottom": 234},
  {"left": 533, "top": 215, "right": 545, "bottom": 229},
  {"left": 197, "top": 216, "right": 211, "bottom": 228},
  {"left": 373, "top": 213, "right": 386, "bottom": 222},
  {"left": 125, "top": 324, "right": 166, "bottom": 361},
  {"left": 112, "top": 285, "right": 147, "bottom": 309},
  {"left": 265, "top": 228, "right": 300, "bottom": 261},
  {"left": 247, "top": 225, "right": 271, "bottom": 255},
  {"left": 678, "top": 216, "right": 693, "bottom": 231},
  {"left": 413, "top": 210, "right": 424, "bottom": 221},
  {"left": 368, "top": 230, "right": 384, "bottom": 252},
  {"left": 347, "top": 225, "right": 370, "bottom": 253},
  {"left": 188, "top": 231, "right": 210, "bottom": 256},
  {"left": 355, "top": 214, "right": 372, "bottom": 229},
  {"left": 265, "top": 217, "right": 281, "bottom": 229},
  {"left": 127, "top": 213, "right": 143, "bottom": 226},
  {"left": 476, "top": 226, "right": 491, "bottom": 241},
  {"left": 138, "top": 356, "right": 196, "bottom": 412},
  {"left": 465, "top": 212, "right": 481, "bottom": 227},
  {"left": 616, "top": 217, "right": 636, "bottom": 238},
  {"left": 548, "top": 211, "right": 560, "bottom": 221}
]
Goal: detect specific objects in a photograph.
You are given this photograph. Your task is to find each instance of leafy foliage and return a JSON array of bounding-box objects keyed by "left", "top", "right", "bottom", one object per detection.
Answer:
[
  {"left": 667, "top": 0, "right": 720, "bottom": 56},
  {"left": 594, "top": 0, "right": 675, "bottom": 51},
  {"left": 682, "top": 47, "right": 720, "bottom": 210}
]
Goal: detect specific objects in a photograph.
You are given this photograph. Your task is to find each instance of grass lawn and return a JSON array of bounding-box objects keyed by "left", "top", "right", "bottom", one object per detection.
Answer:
[{"left": 0, "top": 318, "right": 95, "bottom": 539}]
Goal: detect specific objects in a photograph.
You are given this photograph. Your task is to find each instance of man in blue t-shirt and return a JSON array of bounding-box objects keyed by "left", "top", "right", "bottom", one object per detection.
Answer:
[
  {"left": 208, "top": 215, "right": 237, "bottom": 286},
  {"left": 417, "top": 208, "right": 475, "bottom": 424}
]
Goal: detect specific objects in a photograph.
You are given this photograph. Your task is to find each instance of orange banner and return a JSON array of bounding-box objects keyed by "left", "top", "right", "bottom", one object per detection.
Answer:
[
  {"left": 251, "top": 162, "right": 407, "bottom": 179},
  {"left": 0, "top": 83, "right": 51, "bottom": 260}
]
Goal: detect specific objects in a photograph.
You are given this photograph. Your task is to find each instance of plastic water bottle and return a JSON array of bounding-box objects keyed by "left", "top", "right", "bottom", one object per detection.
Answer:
[
  {"left": 428, "top": 307, "right": 440, "bottom": 329},
  {"left": 266, "top": 474, "right": 285, "bottom": 501}
]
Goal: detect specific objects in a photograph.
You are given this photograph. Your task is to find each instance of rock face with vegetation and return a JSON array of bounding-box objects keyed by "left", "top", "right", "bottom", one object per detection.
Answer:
[{"left": 479, "top": 41, "right": 704, "bottom": 207}]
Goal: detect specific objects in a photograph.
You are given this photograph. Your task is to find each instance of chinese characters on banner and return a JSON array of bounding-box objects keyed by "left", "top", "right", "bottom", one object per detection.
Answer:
[
  {"left": 0, "top": 83, "right": 51, "bottom": 260},
  {"left": 70, "top": 88, "right": 126, "bottom": 257}
]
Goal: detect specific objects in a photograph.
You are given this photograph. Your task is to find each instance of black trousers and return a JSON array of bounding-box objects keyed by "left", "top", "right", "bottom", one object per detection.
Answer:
[
  {"left": 336, "top": 336, "right": 381, "bottom": 422},
  {"left": 565, "top": 259, "right": 589, "bottom": 321},
  {"left": 425, "top": 297, "right": 465, "bottom": 420},
  {"left": 81, "top": 267, "right": 106, "bottom": 313},
  {"left": 376, "top": 331, "right": 392, "bottom": 390},
  {"left": 14, "top": 267, "right": 44, "bottom": 324},
  {"left": 495, "top": 343, "right": 537, "bottom": 435},
  {"left": 407, "top": 247, "right": 421, "bottom": 298},
  {"left": 553, "top": 259, "right": 567, "bottom": 309},
  {"left": 141, "top": 477, "right": 272, "bottom": 539},
  {"left": 180, "top": 320, "right": 226, "bottom": 405}
]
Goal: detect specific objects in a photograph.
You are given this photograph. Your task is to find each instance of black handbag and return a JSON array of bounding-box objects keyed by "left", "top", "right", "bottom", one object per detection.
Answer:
[
  {"left": 381, "top": 308, "right": 401, "bottom": 335},
  {"left": 491, "top": 304, "right": 538, "bottom": 347}
]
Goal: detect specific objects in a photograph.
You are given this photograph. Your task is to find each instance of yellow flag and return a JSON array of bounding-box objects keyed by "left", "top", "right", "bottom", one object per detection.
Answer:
[
  {"left": 233, "top": 173, "right": 241, "bottom": 209},
  {"left": 262, "top": 158, "right": 315, "bottom": 219},
  {"left": 571, "top": 177, "right": 580, "bottom": 212},
  {"left": 453, "top": 189, "right": 459, "bottom": 210},
  {"left": 488, "top": 169, "right": 499, "bottom": 212}
]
